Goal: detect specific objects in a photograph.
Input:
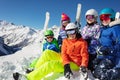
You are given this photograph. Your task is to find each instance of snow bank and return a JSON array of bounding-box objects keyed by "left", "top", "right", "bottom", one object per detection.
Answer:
[{"left": 0, "top": 42, "right": 42, "bottom": 80}]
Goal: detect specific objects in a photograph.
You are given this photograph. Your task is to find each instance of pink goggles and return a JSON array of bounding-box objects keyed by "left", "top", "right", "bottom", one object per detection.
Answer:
[{"left": 86, "top": 15, "right": 95, "bottom": 19}]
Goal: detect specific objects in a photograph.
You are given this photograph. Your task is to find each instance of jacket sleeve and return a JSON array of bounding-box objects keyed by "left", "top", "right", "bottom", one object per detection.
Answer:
[
  {"left": 94, "top": 25, "right": 101, "bottom": 39},
  {"left": 58, "top": 35, "right": 62, "bottom": 47},
  {"left": 112, "top": 26, "right": 120, "bottom": 56},
  {"left": 61, "top": 39, "right": 70, "bottom": 65},
  {"left": 53, "top": 38, "right": 60, "bottom": 52},
  {"left": 81, "top": 26, "right": 88, "bottom": 39},
  {"left": 80, "top": 41, "right": 89, "bottom": 67},
  {"left": 42, "top": 43, "right": 46, "bottom": 51}
]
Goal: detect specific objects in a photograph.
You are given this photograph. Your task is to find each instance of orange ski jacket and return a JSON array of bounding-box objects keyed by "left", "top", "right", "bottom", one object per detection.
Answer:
[{"left": 61, "top": 38, "right": 89, "bottom": 67}]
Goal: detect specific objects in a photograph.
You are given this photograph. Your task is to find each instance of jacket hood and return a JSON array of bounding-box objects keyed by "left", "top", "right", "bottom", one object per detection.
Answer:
[{"left": 109, "top": 19, "right": 120, "bottom": 27}]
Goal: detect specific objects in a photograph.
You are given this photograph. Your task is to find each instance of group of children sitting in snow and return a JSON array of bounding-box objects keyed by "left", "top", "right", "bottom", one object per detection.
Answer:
[{"left": 13, "top": 8, "right": 120, "bottom": 80}]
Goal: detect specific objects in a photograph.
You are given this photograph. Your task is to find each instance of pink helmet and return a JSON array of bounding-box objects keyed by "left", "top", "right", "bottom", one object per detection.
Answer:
[{"left": 61, "top": 13, "right": 70, "bottom": 23}]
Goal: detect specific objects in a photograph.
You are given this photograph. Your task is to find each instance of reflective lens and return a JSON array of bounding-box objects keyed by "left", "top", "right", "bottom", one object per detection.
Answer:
[
  {"left": 100, "top": 14, "right": 110, "bottom": 21},
  {"left": 46, "top": 36, "right": 53, "bottom": 39},
  {"left": 86, "top": 15, "right": 95, "bottom": 20},
  {"left": 66, "top": 30, "right": 76, "bottom": 34}
]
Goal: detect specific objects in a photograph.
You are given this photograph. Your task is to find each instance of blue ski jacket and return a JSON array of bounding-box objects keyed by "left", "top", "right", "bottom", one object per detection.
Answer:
[
  {"left": 99, "top": 20, "right": 120, "bottom": 58},
  {"left": 43, "top": 38, "right": 60, "bottom": 53}
]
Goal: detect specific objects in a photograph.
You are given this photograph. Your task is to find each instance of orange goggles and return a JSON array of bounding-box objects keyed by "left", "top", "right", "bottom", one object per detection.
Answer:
[{"left": 100, "top": 14, "right": 111, "bottom": 21}]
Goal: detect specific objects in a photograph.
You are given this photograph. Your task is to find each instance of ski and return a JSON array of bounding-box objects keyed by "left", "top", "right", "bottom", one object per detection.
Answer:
[
  {"left": 43, "top": 12, "right": 50, "bottom": 31},
  {"left": 75, "top": 3, "right": 82, "bottom": 32},
  {"left": 115, "top": 12, "right": 120, "bottom": 20}
]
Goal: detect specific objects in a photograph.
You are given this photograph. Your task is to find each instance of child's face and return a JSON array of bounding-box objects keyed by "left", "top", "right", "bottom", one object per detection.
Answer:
[
  {"left": 100, "top": 14, "right": 111, "bottom": 26},
  {"left": 46, "top": 36, "right": 53, "bottom": 42},
  {"left": 62, "top": 21, "right": 69, "bottom": 27},
  {"left": 66, "top": 29, "right": 77, "bottom": 39},
  {"left": 68, "top": 34, "right": 76, "bottom": 39},
  {"left": 101, "top": 19, "right": 111, "bottom": 26},
  {"left": 86, "top": 15, "right": 96, "bottom": 24}
]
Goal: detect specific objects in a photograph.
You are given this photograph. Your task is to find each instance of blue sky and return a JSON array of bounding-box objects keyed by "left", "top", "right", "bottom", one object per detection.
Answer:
[{"left": 0, "top": 0, "right": 119, "bottom": 29}]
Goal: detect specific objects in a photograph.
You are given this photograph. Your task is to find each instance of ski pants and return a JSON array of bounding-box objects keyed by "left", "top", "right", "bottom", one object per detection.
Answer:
[{"left": 26, "top": 50, "right": 79, "bottom": 80}]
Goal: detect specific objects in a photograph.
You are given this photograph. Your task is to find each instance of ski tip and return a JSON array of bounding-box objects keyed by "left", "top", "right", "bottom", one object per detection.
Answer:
[
  {"left": 46, "top": 12, "right": 50, "bottom": 16},
  {"left": 78, "top": 3, "right": 81, "bottom": 7},
  {"left": 115, "top": 12, "right": 120, "bottom": 19}
]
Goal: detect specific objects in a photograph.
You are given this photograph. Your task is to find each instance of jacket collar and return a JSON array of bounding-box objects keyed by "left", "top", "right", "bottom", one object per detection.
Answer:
[{"left": 109, "top": 19, "right": 120, "bottom": 27}]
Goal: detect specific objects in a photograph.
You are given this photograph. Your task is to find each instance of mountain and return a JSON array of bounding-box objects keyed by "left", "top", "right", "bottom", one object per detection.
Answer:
[
  {"left": 0, "top": 20, "right": 45, "bottom": 56},
  {"left": 0, "top": 20, "right": 42, "bottom": 48}
]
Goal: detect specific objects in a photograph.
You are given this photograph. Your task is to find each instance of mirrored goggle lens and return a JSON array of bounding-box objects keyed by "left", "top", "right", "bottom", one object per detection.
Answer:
[
  {"left": 66, "top": 30, "right": 76, "bottom": 34},
  {"left": 86, "top": 15, "right": 94, "bottom": 19},
  {"left": 100, "top": 14, "right": 110, "bottom": 21},
  {"left": 46, "top": 36, "right": 53, "bottom": 39}
]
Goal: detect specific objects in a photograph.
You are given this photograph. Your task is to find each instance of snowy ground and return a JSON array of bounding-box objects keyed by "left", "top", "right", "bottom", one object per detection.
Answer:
[
  {"left": 0, "top": 41, "right": 98, "bottom": 80},
  {"left": 0, "top": 42, "right": 42, "bottom": 80}
]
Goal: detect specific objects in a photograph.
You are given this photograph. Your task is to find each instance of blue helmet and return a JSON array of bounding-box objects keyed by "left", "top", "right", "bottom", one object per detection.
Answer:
[{"left": 100, "top": 8, "right": 115, "bottom": 19}]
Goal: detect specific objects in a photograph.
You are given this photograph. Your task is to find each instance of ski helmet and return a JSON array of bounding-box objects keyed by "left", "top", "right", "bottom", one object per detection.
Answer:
[
  {"left": 65, "top": 23, "right": 77, "bottom": 30},
  {"left": 100, "top": 8, "right": 115, "bottom": 20},
  {"left": 85, "top": 9, "right": 98, "bottom": 18},
  {"left": 61, "top": 13, "right": 70, "bottom": 23},
  {"left": 44, "top": 30, "right": 54, "bottom": 36}
]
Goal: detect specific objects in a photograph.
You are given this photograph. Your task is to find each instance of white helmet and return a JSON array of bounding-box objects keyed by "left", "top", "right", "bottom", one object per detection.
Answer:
[
  {"left": 85, "top": 9, "right": 98, "bottom": 17},
  {"left": 65, "top": 23, "right": 77, "bottom": 30}
]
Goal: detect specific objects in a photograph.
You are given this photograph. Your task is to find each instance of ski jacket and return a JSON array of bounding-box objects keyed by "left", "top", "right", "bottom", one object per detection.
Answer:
[
  {"left": 43, "top": 38, "right": 60, "bottom": 52},
  {"left": 81, "top": 24, "right": 100, "bottom": 40},
  {"left": 61, "top": 38, "right": 89, "bottom": 67},
  {"left": 58, "top": 28, "right": 67, "bottom": 47},
  {"left": 99, "top": 20, "right": 120, "bottom": 57},
  {"left": 81, "top": 24, "right": 100, "bottom": 54}
]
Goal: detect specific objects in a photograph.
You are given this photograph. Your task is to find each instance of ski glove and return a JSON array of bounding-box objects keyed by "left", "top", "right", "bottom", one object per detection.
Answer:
[
  {"left": 80, "top": 66, "right": 87, "bottom": 73},
  {"left": 64, "top": 64, "right": 73, "bottom": 79},
  {"left": 99, "top": 46, "right": 112, "bottom": 55}
]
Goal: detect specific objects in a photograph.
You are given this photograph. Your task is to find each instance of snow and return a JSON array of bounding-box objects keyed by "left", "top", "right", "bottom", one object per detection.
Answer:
[
  {"left": 0, "top": 20, "right": 97, "bottom": 80},
  {"left": 0, "top": 42, "right": 42, "bottom": 80}
]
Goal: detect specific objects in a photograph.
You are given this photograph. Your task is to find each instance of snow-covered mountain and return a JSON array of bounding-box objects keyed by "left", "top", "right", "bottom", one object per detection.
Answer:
[
  {"left": 0, "top": 20, "right": 42, "bottom": 48},
  {"left": 0, "top": 37, "right": 16, "bottom": 56},
  {"left": 0, "top": 20, "right": 60, "bottom": 56}
]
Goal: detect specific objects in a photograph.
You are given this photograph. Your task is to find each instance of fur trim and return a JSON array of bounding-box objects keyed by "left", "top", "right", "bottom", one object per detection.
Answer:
[{"left": 109, "top": 19, "right": 120, "bottom": 27}]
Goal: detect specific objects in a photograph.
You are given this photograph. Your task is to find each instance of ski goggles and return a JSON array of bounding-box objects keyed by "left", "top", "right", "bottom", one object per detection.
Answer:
[
  {"left": 86, "top": 15, "right": 95, "bottom": 20},
  {"left": 66, "top": 29, "right": 76, "bottom": 35},
  {"left": 46, "top": 36, "right": 53, "bottom": 39},
  {"left": 100, "top": 14, "right": 111, "bottom": 21}
]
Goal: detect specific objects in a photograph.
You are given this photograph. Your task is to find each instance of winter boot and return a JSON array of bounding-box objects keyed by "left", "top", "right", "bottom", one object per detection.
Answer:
[
  {"left": 26, "top": 68, "right": 34, "bottom": 73},
  {"left": 13, "top": 72, "right": 20, "bottom": 80},
  {"left": 13, "top": 72, "right": 26, "bottom": 80}
]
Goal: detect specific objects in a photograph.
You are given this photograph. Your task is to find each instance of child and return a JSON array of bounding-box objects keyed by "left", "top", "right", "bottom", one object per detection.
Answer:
[
  {"left": 43, "top": 29, "right": 60, "bottom": 52},
  {"left": 58, "top": 13, "right": 70, "bottom": 49},
  {"left": 93, "top": 8, "right": 120, "bottom": 80},
  {"left": 81, "top": 9, "right": 100, "bottom": 71}
]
